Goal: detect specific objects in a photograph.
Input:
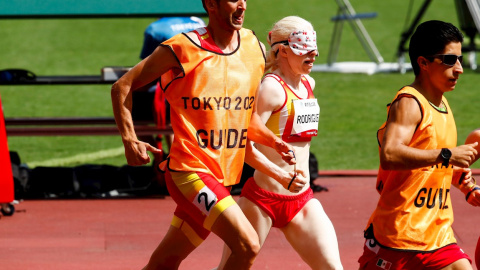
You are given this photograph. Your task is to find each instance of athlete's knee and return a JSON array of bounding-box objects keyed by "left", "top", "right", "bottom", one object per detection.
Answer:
[
  {"left": 232, "top": 233, "right": 260, "bottom": 264},
  {"left": 243, "top": 236, "right": 261, "bottom": 258},
  {"left": 244, "top": 237, "right": 261, "bottom": 259}
]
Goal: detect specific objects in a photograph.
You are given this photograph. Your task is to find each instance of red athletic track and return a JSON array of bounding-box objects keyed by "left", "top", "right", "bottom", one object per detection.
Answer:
[{"left": 1, "top": 171, "right": 479, "bottom": 270}]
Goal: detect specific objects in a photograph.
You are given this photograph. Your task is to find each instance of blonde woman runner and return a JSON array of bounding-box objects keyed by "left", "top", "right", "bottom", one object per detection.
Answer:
[{"left": 217, "top": 16, "right": 343, "bottom": 270}]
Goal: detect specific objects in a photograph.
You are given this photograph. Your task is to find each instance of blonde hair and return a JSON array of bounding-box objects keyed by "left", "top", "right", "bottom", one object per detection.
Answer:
[{"left": 265, "top": 16, "right": 314, "bottom": 72}]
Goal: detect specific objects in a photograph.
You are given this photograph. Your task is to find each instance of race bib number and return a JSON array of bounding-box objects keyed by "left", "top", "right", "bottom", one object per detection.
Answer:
[
  {"left": 291, "top": 99, "right": 320, "bottom": 137},
  {"left": 193, "top": 186, "right": 218, "bottom": 215}
]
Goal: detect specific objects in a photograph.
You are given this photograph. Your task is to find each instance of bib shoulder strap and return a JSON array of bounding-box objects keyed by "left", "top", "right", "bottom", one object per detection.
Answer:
[{"left": 193, "top": 27, "right": 223, "bottom": 53}]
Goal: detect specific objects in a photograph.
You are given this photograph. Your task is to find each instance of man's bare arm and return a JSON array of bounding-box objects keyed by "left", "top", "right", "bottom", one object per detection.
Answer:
[
  {"left": 111, "top": 46, "right": 178, "bottom": 165},
  {"left": 381, "top": 97, "right": 477, "bottom": 170}
]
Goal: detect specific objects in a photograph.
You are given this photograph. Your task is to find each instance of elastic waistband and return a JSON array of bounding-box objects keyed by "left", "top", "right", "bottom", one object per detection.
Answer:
[{"left": 242, "top": 177, "right": 312, "bottom": 201}]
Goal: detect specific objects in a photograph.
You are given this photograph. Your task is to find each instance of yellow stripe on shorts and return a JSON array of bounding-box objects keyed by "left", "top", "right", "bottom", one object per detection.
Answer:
[
  {"left": 171, "top": 215, "right": 204, "bottom": 247},
  {"left": 170, "top": 171, "right": 207, "bottom": 201},
  {"left": 204, "top": 195, "right": 236, "bottom": 230}
]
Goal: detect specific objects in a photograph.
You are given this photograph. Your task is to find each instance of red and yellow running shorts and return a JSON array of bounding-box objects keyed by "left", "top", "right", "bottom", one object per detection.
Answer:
[{"left": 165, "top": 169, "right": 236, "bottom": 247}]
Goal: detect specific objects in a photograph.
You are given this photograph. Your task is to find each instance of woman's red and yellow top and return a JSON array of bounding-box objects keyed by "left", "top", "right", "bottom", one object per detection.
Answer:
[{"left": 263, "top": 73, "right": 318, "bottom": 143}]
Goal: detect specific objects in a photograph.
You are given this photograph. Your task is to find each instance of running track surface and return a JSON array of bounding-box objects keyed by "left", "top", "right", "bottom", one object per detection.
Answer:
[{"left": 1, "top": 171, "right": 479, "bottom": 270}]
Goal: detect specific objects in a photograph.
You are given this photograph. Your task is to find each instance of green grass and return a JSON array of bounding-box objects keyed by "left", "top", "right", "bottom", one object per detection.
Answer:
[{"left": 1, "top": 0, "right": 480, "bottom": 170}]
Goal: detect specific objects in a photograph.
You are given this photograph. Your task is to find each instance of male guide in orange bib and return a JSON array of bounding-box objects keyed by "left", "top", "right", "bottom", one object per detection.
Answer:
[{"left": 159, "top": 29, "right": 265, "bottom": 187}]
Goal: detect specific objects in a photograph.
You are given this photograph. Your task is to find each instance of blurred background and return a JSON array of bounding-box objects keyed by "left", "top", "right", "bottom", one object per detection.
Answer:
[{"left": 0, "top": 0, "right": 479, "bottom": 172}]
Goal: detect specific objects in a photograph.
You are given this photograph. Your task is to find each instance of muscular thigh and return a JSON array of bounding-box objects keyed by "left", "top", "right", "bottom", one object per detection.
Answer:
[
  {"left": 166, "top": 170, "right": 236, "bottom": 244},
  {"left": 237, "top": 197, "right": 273, "bottom": 246},
  {"left": 282, "top": 199, "right": 342, "bottom": 267},
  {"left": 283, "top": 199, "right": 334, "bottom": 241}
]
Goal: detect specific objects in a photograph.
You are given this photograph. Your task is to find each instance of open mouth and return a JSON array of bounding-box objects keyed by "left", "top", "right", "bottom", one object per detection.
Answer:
[
  {"left": 448, "top": 78, "right": 458, "bottom": 87},
  {"left": 304, "top": 59, "right": 315, "bottom": 66},
  {"left": 233, "top": 13, "right": 243, "bottom": 24}
]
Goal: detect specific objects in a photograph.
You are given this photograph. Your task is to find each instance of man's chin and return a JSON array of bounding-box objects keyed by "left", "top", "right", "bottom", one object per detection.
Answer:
[{"left": 232, "top": 23, "right": 243, "bottom": 30}]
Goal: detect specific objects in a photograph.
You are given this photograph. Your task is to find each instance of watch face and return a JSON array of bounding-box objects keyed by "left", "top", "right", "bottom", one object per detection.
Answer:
[{"left": 442, "top": 148, "right": 452, "bottom": 159}]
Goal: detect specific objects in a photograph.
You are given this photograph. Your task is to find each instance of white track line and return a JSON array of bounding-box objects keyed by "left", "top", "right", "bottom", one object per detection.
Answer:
[{"left": 27, "top": 146, "right": 125, "bottom": 167}]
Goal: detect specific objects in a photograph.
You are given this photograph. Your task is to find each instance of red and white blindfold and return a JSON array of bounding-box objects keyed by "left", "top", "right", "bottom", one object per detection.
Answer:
[{"left": 271, "top": 30, "right": 317, "bottom": 56}]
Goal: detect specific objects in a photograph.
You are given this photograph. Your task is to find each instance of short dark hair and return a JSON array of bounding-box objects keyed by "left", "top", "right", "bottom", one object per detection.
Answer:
[
  {"left": 202, "top": 0, "right": 219, "bottom": 13},
  {"left": 409, "top": 20, "right": 464, "bottom": 75}
]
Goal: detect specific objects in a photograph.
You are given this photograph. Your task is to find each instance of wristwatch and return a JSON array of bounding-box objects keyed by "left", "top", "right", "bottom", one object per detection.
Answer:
[{"left": 440, "top": 148, "right": 452, "bottom": 168}]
